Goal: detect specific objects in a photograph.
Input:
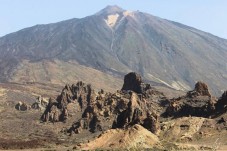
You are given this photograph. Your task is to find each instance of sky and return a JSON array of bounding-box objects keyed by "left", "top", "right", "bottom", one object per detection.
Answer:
[{"left": 0, "top": 0, "right": 227, "bottom": 39}]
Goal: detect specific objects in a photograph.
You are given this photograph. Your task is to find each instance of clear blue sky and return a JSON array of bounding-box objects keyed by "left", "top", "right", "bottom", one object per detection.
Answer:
[{"left": 0, "top": 0, "right": 227, "bottom": 39}]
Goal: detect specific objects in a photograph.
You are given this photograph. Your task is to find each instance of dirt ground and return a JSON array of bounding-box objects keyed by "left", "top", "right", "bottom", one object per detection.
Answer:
[
  {"left": 0, "top": 82, "right": 101, "bottom": 150},
  {"left": 218, "top": 145, "right": 227, "bottom": 151}
]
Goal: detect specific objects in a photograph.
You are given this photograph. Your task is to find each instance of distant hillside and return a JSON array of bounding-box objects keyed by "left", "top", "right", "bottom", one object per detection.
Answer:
[{"left": 0, "top": 5, "right": 226, "bottom": 95}]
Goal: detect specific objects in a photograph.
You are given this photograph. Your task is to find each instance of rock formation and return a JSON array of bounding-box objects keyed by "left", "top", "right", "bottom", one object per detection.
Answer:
[
  {"left": 40, "top": 72, "right": 227, "bottom": 143},
  {"left": 66, "top": 73, "right": 162, "bottom": 135},
  {"left": 31, "top": 96, "right": 49, "bottom": 110},
  {"left": 121, "top": 72, "right": 143, "bottom": 93},
  {"left": 40, "top": 72, "right": 165, "bottom": 129},
  {"left": 216, "top": 91, "right": 227, "bottom": 108},
  {"left": 41, "top": 81, "right": 96, "bottom": 122},
  {"left": 112, "top": 91, "right": 160, "bottom": 134},
  {"left": 164, "top": 82, "right": 222, "bottom": 118},
  {"left": 121, "top": 72, "right": 153, "bottom": 95},
  {"left": 215, "top": 91, "right": 227, "bottom": 115},
  {"left": 37, "top": 71, "right": 227, "bottom": 150},
  {"left": 187, "top": 81, "right": 211, "bottom": 97},
  {"left": 67, "top": 90, "right": 121, "bottom": 134},
  {"left": 15, "top": 101, "right": 29, "bottom": 111}
]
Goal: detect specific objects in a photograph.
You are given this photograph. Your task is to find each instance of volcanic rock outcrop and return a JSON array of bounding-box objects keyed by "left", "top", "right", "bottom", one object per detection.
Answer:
[
  {"left": 38, "top": 72, "right": 227, "bottom": 150},
  {"left": 164, "top": 82, "right": 216, "bottom": 118},
  {"left": 40, "top": 72, "right": 164, "bottom": 135},
  {"left": 215, "top": 91, "right": 227, "bottom": 112},
  {"left": 121, "top": 72, "right": 143, "bottom": 93},
  {"left": 121, "top": 72, "right": 153, "bottom": 95},
  {"left": 187, "top": 81, "right": 211, "bottom": 97},
  {"left": 15, "top": 101, "right": 29, "bottom": 111},
  {"left": 41, "top": 81, "right": 96, "bottom": 122},
  {"left": 112, "top": 91, "right": 160, "bottom": 134},
  {"left": 41, "top": 72, "right": 227, "bottom": 139},
  {"left": 164, "top": 82, "right": 227, "bottom": 118},
  {"left": 31, "top": 96, "right": 49, "bottom": 110},
  {"left": 74, "top": 73, "right": 162, "bottom": 134},
  {"left": 214, "top": 91, "right": 227, "bottom": 129}
]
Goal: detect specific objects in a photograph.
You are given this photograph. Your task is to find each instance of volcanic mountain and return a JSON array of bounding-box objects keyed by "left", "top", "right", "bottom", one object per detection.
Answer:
[{"left": 0, "top": 5, "right": 227, "bottom": 94}]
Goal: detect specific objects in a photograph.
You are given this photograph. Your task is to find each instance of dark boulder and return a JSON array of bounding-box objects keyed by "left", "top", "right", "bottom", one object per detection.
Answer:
[
  {"left": 121, "top": 72, "right": 143, "bottom": 94},
  {"left": 215, "top": 91, "right": 227, "bottom": 113},
  {"left": 121, "top": 72, "right": 154, "bottom": 96},
  {"left": 15, "top": 101, "right": 29, "bottom": 111},
  {"left": 187, "top": 81, "right": 211, "bottom": 97}
]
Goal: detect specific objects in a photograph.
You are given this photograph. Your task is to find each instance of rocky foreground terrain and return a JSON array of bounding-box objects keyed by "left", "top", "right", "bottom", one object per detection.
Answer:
[{"left": 0, "top": 72, "right": 227, "bottom": 150}]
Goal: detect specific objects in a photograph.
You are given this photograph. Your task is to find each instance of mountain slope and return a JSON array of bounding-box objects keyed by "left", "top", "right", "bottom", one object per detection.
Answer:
[{"left": 0, "top": 5, "right": 227, "bottom": 95}]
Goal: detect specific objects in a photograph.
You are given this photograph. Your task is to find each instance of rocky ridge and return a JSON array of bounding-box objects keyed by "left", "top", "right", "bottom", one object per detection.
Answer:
[
  {"left": 164, "top": 81, "right": 227, "bottom": 118},
  {"left": 39, "top": 72, "right": 227, "bottom": 150},
  {"left": 41, "top": 72, "right": 164, "bottom": 135}
]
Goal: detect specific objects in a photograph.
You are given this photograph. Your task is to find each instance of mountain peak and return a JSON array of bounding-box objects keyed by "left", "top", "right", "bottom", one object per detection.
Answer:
[{"left": 96, "top": 5, "right": 125, "bottom": 16}]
